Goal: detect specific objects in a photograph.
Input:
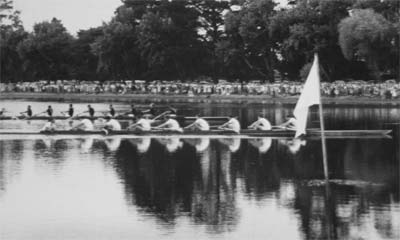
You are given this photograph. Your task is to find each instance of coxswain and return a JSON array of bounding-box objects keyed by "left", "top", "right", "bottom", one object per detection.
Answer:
[
  {"left": 62, "top": 104, "right": 74, "bottom": 117},
  {"left": 102, "top": 115, "right": 121, "bottom": 135},
  {"left": 46, "top": 105, "right": 53, "bottom": 117},
  {"left": 20, "top": 105, "right": 33, "bottom": 117},
  {"left": 87, "top": 105, "right": 95, "bottom": 118},
  {"left": 184, "top": 115, "right": 210, "bottom": 131},
  {"left": 278, "top": 114, "right": 297, "bottom": 131},
  {"left": 72, "top": 117, "right": 94, "bottom": 131},
  {"left": 218, "top": 116, "right": 241, "bottom": 133},
  {"left": 153, "top": 115, "right": 183, "bottom": 132},
  {"left": 127, "top": 113, "right": 152, "bottom": 131},
  {"left": 248, "top": 114, "right": 272, "bottom": 130},
  {"left": 40, "top": 118, "right": 57, "bottom": 131}
]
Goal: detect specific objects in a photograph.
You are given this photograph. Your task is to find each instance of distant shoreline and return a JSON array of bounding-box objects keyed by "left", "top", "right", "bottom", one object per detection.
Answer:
[{"left": 1, "top": 92, "right": 399, "bottom": 106}]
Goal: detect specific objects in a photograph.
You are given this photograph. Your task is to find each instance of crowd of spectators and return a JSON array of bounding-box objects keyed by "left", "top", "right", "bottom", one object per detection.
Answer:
[{"left": 1, "top": 79, "right": 399, "bottom": 99}]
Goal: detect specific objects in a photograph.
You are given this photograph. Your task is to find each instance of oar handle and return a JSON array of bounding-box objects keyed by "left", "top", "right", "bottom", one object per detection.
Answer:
[
  {"left": 32, "top": 110, "right": 47, "bottom": 117},
  {"left": 66, "top": 111, "right": 88, "bottom": 121}
]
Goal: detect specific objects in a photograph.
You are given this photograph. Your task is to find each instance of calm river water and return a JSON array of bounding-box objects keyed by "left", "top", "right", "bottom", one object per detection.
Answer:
[{"left": 0, "top": 100, "right": 399, "bottom": 240}]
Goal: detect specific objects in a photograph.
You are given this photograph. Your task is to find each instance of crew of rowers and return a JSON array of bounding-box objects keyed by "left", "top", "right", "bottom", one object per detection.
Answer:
[
  {"left": 40, "top": 111, "right": 297, "bottom": 134},
  {"left": 1, "top": 103, "right": 298, "bottom": 133}
]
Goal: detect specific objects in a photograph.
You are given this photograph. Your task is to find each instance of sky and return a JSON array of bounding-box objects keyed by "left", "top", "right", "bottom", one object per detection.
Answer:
[
  {"left": 13, "top": 0, "right": 288, "bottom": 35},
  {"left": 14, "top": 0, "right": 122, "bottom": 34}
]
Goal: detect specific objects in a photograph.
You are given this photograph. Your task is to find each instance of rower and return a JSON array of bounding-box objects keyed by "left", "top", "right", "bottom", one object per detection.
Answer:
[
  {"left": 0, "top": 108, "right": 6, "bottom": 116},
  {"left": 248, "top": 114, "right": 272, "bottom": 130},
  {"left": 218, "top": 116, "right": 241, "bottom": 133},
  {"left": 87, "top": 105, "right": 95, "bottom": 118},
  {"left": 20, "top": 105, "right": 33, "bottom": 117},
  {"left": 102, "top": 115, "right": 121, "bottom": 135},
  {"left": 184, "top": 115, "right": 210, "bottom": 131},
  {"left": 142, "top": 103, "right": 156, "bottom": 116},
  {"left": 109, "top": 104, "right": 115, "bottom": 117},
  {"left": 125, "top": 104, "right": 140, "bottom": 117},
  {"left": 153, "top": 115, "right": 183, "bottom": 132},
  {"left": 72, "top": 117, "right": 94, "bottom": 131},
  {"left": 40, "top": 118, "right": 57, "bottom": 131},
  {"left": 62, "top": 104, "right": 74, "bottom": 117},
  {"left": 278, "top": 114, "right": 297, "bottom": 131},
  {"left": 127, "top": 113, "right": 152, "bottom": 131},
  {"left": 46, "top": 105, "right": 53, "bottom": 117}
]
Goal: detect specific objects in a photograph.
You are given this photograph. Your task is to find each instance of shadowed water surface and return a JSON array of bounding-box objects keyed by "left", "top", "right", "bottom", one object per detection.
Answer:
[{"left": 0, "top": 100, "right": 399, "bottom": 240}]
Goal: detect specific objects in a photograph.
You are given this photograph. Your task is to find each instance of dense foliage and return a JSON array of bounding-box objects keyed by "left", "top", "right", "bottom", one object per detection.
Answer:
[{"left": 0, "top": 0, "right": 399, "bottom": 82}]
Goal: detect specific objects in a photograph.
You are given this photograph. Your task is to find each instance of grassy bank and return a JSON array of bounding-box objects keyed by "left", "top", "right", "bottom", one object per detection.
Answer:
[{"left": 1, "top": 92, "right": 400, "bottom": 106}]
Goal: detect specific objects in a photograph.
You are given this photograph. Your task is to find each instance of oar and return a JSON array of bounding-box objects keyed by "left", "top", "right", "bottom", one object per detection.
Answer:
[
  {"left": 152, "top": 110, "right": 172, "bottom": 121},
  {"left": 65, "top": 110, "right": 88, "bottom": 121},
  {"left": 31, "top": 110, "right": 47, "bottom": 118},
  {"left": 167, "top": 106, "right": 178, "bottom": 114}
]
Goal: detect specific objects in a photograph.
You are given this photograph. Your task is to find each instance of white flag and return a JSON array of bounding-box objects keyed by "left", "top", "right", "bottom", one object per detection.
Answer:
[{"left": 293, "top": 54, "right": 321, "bottom": 138}]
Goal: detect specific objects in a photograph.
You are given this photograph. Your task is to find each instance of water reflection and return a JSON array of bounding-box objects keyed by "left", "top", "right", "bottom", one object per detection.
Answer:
[
  {"left": 248, "top": 137, "right": 272, "bottom": 153},
  {"left": 128, "top": 137, "right": 152, "bottom": 153},
  {"left": 183, "top": 137, "right": 210, "bottom": 153},
  {"left": 156, "top": 137, "right": 183, "bottom": 153},
  {"left": 0, "top": 136, "right": 398, "bottom": 239}
]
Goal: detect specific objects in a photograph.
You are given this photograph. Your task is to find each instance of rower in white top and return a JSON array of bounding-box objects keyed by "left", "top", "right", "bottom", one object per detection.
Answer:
[
  {"left": 184, "top": 115, "right": 210, "bottom": 131},
  {"left": 41, "top": 118, "right": 57, "bottom": 131},
  {"left": 278, "top": 114, "right": 297, "bottom": 131},
  {"left": 127, "top": 113, "right": 153, "bottom": 131},
  {"left": 72, "top": 117, "right": 94, "bottom": 131},
  {"left": 248, "top": 114, "right": 272, "bottom": 130},
  {"left": 218, "top": 116, "right": 241, "bottom": 133},
  {"left": 102, "top": 115, "right": 122, "bottom": 135},
  {"left": 154, "top": 115, "right": 183, "bottom": 132}
]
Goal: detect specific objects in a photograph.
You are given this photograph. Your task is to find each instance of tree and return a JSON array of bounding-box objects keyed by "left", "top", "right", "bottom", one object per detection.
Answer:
[
  {"left": 91, "top": 19, "right": 141, "bottom": 81},
  {"left": 338, "top": 9, "right": 395, "bottom": 80},
  {"left": 351, "top": 0, "right": 400, "bottom": 80},
  {"left": 70, "top": 27, "right": 103, "bottom": 81},
  {"left": 17, "top": 18, "right": 74, "bottom": 81},
  {"left": 269, "top": 0, "right": 353, "bottom": 81},
  {"left": 191, "top": 0, "right": 232, "bottom": 81},
  {"left": 220, "top": 0, "right": 277, "bottom": 82},
  {"left": 135, "top": 1, "right": 204, "bottom": 80},
  {"left": 0, "top": 0, "right": 27, "bottom": 82}
]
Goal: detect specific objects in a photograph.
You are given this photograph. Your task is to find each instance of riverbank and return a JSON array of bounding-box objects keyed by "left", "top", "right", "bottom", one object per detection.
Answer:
[{"left": 1, "top": 92, "right": 400, "bottom": 106}]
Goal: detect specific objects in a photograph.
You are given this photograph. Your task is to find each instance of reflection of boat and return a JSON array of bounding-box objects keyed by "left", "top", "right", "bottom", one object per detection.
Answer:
[
  {"left": 80, "top": 137, "right": 94, "bottom": 152},
  {"left": 0, "top": 129, "right": 392, "bottom": 138},
  {"left": 183, "top": 138, "right": 210, "bottom": 152},
  {"left": 249, "top": 138, "right": 272, "bottom": 153},
  {"left": 104, "top": 138, "right": 121, "bottom": 151},
  {"left": 279, "top": 138, "right": 306, "bottom": 154},
  {"left": 156, "top": 137, "right": 183, "bottom": 153},
  {"left": 218, "top": 138, "right": 241, "bottom": 152},
  {"left": 128, "top": 137, "right": 151, "bottom": 153}
]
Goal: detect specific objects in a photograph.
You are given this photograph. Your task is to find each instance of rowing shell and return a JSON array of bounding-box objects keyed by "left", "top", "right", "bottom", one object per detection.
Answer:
[{"left": 0, "top": 129, "right": 392, "bottom": 139}]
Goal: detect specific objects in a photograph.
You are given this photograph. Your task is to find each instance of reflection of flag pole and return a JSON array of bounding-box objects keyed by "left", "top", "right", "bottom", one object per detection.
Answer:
[{"left": 319, "top": 88, "right": 329, "bottom": 181}]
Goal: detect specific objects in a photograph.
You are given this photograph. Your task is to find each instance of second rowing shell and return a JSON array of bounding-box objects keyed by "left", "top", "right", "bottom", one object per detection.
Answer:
[{"left": 0, "top": 115, "right": 229, "bottom": 122}]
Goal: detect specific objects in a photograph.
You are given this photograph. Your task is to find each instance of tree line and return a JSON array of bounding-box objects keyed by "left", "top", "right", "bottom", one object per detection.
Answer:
[{"left": 1, "top": 0, "right": 399, "bottom": 83}]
